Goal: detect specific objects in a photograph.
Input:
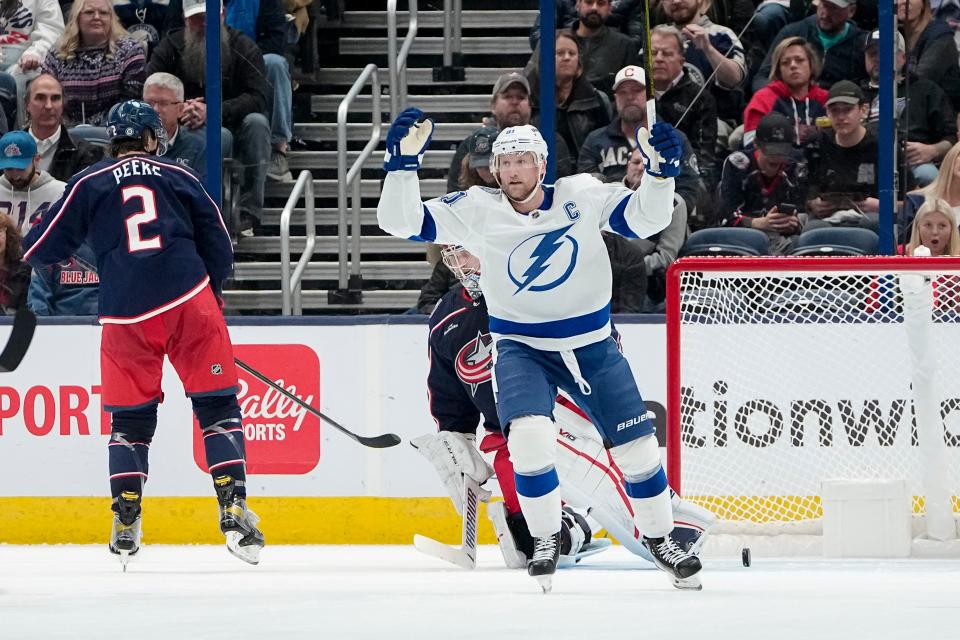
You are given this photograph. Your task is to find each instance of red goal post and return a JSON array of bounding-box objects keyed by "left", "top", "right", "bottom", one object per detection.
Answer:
[{"left": 666, "top": 256, "right": 960, "bottom": 539}]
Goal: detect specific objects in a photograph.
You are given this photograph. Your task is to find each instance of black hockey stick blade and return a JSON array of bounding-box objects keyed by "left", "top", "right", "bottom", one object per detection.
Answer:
[
  {"left": 234, "top": 357, "right": 401, "bottom": 448},
  {"left": 0, "top": 306, "right": 36, "bottom": 372}
]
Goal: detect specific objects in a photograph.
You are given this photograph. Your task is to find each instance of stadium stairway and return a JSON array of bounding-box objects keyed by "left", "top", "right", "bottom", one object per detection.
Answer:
[{"left": 224, "top": 0, "right": 539, "bottom": 314}]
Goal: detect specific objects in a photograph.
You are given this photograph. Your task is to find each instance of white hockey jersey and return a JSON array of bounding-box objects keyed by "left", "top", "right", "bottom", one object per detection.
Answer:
[{"left": 378, "top": 171, "right": 674, "bottom": 351}]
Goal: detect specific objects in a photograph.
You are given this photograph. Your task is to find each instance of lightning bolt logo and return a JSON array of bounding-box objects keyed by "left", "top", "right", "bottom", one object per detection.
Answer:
[{"left": 508, "top": 224, "right": 579, "bottom": 294}]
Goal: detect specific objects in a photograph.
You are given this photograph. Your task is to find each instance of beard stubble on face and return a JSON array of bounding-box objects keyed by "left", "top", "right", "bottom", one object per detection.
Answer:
[
  {"left": 581, "top": 11, "right": 603, "bottom": 29},
  {"left": 182, "top": 25, "right": 234, "bottom": 86}
]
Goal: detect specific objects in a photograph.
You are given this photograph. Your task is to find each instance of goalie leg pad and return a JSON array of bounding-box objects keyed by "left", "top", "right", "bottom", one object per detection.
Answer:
[
  {"left": 487, "top": 501, "right": 531, "bottom": 568},
  {"left": 508, "top": 415, "right": 561, "bottom": 538},
  {"left": 610, "top": 435, "right": 673, "bottom": 538},
  {"left": 192, "top": 394, "right": 247, "bottom": 498},
  {"left": 109, "top": 403, "right": 158, "bottom": 502}
]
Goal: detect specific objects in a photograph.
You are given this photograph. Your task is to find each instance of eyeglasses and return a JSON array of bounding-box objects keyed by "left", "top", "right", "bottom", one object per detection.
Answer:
[{"left": 147, "top": 100, "right": 182, "bottom": 110}]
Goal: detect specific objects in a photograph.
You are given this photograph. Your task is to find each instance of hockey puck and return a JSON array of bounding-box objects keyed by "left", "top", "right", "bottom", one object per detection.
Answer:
[{"left": 741, "top": 548, "right": 751, "bottom": 567}]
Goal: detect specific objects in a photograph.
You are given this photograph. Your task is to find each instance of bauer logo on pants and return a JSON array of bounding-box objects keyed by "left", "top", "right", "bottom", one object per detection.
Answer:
[{"left": 191, "top": 344, "right": 321, "bottom": 474}]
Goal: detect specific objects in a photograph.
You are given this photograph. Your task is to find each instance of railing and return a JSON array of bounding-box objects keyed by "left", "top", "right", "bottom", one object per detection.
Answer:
[
  {"left": 440, "top": 0, "right": 463, "bottom": 75},
  {"left": 280, "top": 170, "right": 315, "bottom": 315},
  {"left": 334, "top": 64, "right": 382, "bottom": 304},
  {"left": 387, "top": 0, "right": 417, "bottom": 120}
]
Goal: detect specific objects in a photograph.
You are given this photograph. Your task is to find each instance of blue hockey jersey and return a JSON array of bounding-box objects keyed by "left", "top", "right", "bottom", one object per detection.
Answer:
[{"left": 23, "top": 154, "right": 233, "bottom": 324}]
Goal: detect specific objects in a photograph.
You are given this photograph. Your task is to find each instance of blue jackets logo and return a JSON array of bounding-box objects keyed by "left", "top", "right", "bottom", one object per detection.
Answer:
[{"left": 507, "top": 223, "right": 579, "bottom": 294}]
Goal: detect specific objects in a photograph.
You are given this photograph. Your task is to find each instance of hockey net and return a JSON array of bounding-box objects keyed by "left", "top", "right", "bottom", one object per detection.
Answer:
[{"left": 666, "top": 257, "right": 960, "bottom": 540}]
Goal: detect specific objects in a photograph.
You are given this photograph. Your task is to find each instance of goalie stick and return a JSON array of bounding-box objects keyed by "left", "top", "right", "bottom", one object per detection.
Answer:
[
  {"left": 0, "top": 306, "right": 36, "bottom": 372},
  {"left": 234, "top": 358, "right": 401, "bottom": 449},
  {"left": 413, "top": 475, "right": 483, "bottom": 569}
]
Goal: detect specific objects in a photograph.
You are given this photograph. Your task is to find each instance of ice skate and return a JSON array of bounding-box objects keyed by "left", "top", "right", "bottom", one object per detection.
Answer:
[
  {"left": 527, "top": 532, "right": 560, "bottom": 594},
  {"left": 108, "top": 491, "right": 143, "bottom": 572},
  {"left": 214, "top": 475, "right": 264, "bottom": 565},
  {"left": 642, "top": 535, "right": 702, "bottom": 587}
]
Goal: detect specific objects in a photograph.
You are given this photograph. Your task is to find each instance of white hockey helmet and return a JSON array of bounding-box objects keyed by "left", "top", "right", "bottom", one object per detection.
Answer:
[{"left": 492, "top": 125, "right": 549, "bottom": 165}]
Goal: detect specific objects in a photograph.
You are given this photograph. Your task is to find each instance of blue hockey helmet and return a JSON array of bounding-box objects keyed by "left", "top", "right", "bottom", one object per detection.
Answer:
[{"left": 106, "top": 100, "right": 168, "bottom": 155}]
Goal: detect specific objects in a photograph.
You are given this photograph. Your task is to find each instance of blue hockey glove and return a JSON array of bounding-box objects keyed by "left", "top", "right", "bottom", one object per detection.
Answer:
[
  {"left": 636, "top": 121, "right": 682, "bottom": 179},
  {"left": 383, "top": 107, "right": 435, "bottom": 172}
]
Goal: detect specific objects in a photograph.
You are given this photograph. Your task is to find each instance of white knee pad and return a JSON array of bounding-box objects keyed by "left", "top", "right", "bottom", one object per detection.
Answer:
[
  {"left": 608, "top": 434, "right": 661, "bottom": 480},
  {"left": 507, "top": 415, "right": 557, "bottom": 474}
]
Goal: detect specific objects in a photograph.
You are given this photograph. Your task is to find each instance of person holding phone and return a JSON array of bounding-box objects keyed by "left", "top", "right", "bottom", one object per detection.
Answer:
[{"left": 715, "top": 113, "right": 808, "bottom": 254}]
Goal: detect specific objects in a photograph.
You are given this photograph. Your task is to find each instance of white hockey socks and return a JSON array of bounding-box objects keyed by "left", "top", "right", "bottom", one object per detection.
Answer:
[
  {"left": 610, "top": 435, "right": 674, "bottom": 539},
  {"left": 508, "top": 415, "right": 561, "bottom": 538}
]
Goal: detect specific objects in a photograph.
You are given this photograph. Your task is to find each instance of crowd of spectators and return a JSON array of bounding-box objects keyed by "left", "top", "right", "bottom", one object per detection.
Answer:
[{"left": 422, "top": 0, "right": 960, "bottom": 314}]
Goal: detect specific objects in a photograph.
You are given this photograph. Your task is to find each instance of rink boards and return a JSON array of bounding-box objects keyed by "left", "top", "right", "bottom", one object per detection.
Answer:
[{"left": 0, "top": 317, "right": 668, "bottom": 544}]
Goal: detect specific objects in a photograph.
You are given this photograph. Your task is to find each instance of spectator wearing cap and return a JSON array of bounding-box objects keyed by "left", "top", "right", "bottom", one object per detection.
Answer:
[
  {"left": 455, "top": 126, "right": 498, "bottom": 190},
  {"left": 41, "top": 0, "right": 146, "bottom": 126},
  {"left": 743, "top": 36, "right": 828, "bottom": 148},
  {"left": 898, "top": 0, "right": 960, "bottom": 111},
  {"left": 444, "top": 72, "right": 573, "bottom": 195},
  {"left": 148, "top": 0, "right": 270, "bottom": 237},
  {"left": 577, "top": 64, "right": 704, "bottom": 223},
  {"left": 649, "top": 25, "right": 718, "bottom": 190},
  {"left": 24, "top": 73, "right": 103, "bottom": 182},
  {"left": 806, "top": 80, "right": 880, "bottom": 228},
  {"left": 0, "top": 130, "right": 65, "bottom": 237},
  {"left": 754, "top": 0, "right": 867, "bottom": 94},
  {"left": 715, "top": 112, "right": 808, "bottom": 255},
  {"left": 526, "top": 0, "right": 641, "bottom": 97},
  {"left": 526, "top": 30, "right": 612, "bottom": 166},
  {"left": 861, "top": 29, "right": 955, "bottom": 187},
  {"left": 143, "top": 72, "right": 207, "bottom": 179}
]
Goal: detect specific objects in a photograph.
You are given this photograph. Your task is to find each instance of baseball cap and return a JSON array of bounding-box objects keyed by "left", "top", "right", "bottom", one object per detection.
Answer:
[
  {"left": 183, "top": 0, "right": 208, "bottom": 18},
  {"left": 755, "top": 113, "right": 795, "bottom": 158},
  {"left": 818, "top": 0, "right": 853, "bottom": 8},
  {"left": 826, "top": 80, "right": 865, "bottom": 106},
  {"left": 491, "top": 72, "right": 530, "bottom": 99},
  {"left": 865, "top": 29, "right": 905, "bottom": 52},
  {"left": 467, "top": 126, "right": 497, "bottom": 169},
  {"left": 0, "top": 131, "right": 37, "bottom": 170},
  {"left": 612, "top": 65, "right": 646, "bottom": 91}
]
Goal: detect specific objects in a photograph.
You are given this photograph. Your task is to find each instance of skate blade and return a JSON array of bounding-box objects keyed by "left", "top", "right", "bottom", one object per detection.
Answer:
[
  {"left": 119, "top": 550, "right": 132, "bottom": 573},
  {"left": 535, "top": 575, "right": 553, "bottom": 594},
  {"left": 225, "top": 531, "right": 262, "bottom": 565},
  {"left": 673, "top": 575, "right": 702, "bottom": 591}
]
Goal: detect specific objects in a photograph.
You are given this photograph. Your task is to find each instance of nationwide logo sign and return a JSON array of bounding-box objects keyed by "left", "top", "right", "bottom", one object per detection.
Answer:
[{"left": 192, "top": 344, "right": 321, "bottom": 474}]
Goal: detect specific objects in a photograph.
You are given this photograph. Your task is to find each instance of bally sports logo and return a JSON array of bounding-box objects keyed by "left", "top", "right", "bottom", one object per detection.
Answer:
[{"left": 192, "top": 344, "right": 321, "bottom": 474}]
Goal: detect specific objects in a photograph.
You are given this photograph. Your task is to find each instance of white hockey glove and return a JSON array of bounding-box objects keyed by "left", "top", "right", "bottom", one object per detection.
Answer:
[
  {"left": 383, "top": 107, "right": 435, "bottom": 172},
  {"left": 411, "top": 431, "right": 493, "bottom": 514},
  {"left": 636, "top": 121, "right": 682, "bottom": 179}
]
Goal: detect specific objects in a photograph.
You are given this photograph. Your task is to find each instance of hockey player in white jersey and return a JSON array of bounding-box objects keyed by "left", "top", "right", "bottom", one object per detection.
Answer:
[{"left": 378, "top": 108, "right": 699, "bottom": 592}]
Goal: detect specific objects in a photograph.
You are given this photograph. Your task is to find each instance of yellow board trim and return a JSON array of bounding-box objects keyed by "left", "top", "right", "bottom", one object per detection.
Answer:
[{"left": 0, "top": 497, "right": 501, "bottom": 545}]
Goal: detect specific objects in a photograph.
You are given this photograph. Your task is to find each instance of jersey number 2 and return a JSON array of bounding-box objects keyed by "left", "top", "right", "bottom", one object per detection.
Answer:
[{"left": 123, "top": 186, "right": 162, "bottom": 252}]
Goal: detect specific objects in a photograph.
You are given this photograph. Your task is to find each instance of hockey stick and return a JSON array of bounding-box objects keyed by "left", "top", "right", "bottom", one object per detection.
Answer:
[
  {"left": 413, "top": 475, "right": 482, "bottom": 569},
  {"left": 233, "top": 357, "right": 401, "bottom": 449},
  {"left": 0, "top": 306, "right": 36, "bottom": 372},
  {"left": 643, "top": 0, "right": 657, "bottom": 128}
]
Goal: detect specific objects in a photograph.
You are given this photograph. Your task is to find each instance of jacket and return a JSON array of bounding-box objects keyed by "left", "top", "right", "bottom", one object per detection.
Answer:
[
  {"left": 0, "top": 0, "right": 62, "bottom": 70},
  {"left": 146, "top": 26, "right": 268, "bottom": 129},
  {"left": 753, "top": 16, "right": 867, "bottom": 93},
  {"left": 656, "top": 70, "right": 718, "bottom": 185},
  {"left": 27, "top": 240, "right": 99, "bottom": 315},
  {"left": 0, "top": 169, "right": 65, "bottom": 236},
  {"left": 528, "top": 71, "right": 611, "bottom": 164},
  {"left": 576, "top": 117, "right": 703, "bottom": 217},
  {"left": 528, "top": 0, "right": 644, "bottom": 50},
  {"left": 743, "top": 79, "right": 829, "bottom": 147},
  {"left": 862, "top": 75, "right": 957, "bottom": 147},
  {"left": 41, "top": 125, "right": 104, "bottom": 183},
  {"left": 163, "top": 126, "right": 207, "bottom": 180},
  {"left": 908, "top": 18, "right": 960, "bottom": 110},
  {"left": 527, "top": 22, "right": 640, "bottom": 96}
]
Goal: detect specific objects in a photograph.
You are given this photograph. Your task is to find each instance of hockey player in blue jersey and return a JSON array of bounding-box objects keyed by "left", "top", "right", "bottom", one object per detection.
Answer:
[
  {"left": 23, "top": 100, "right": 264, "bottom": 568},
  {"left": 378, "top": 108, "right": 701, "bottom": 591}
]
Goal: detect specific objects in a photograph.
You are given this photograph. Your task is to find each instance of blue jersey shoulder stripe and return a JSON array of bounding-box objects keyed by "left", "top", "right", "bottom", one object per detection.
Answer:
[
  {"left": 407, "top": 204, "right": 437, "bottom": 242},
  {"left": 607, "top": 193, "right": 639, "bottom": 239}
]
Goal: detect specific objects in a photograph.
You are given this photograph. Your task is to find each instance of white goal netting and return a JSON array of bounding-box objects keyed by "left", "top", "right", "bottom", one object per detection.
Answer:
[{"left": 667, "top": 257, "right": 960, "bottom": 537}]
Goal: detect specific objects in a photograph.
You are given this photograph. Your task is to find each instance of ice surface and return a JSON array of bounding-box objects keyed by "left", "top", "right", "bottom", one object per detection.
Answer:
[{"left": 0, "top": 545, "right": 957, "bottom": 640}]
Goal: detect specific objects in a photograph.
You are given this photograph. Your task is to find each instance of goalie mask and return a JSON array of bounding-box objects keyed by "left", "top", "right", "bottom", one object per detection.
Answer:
[
  {"left": 491, "top": 125, "right": 548, "bottom": 204},
  {"left": 441, "top": 245, "right": 482, "bottom": 299}
]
